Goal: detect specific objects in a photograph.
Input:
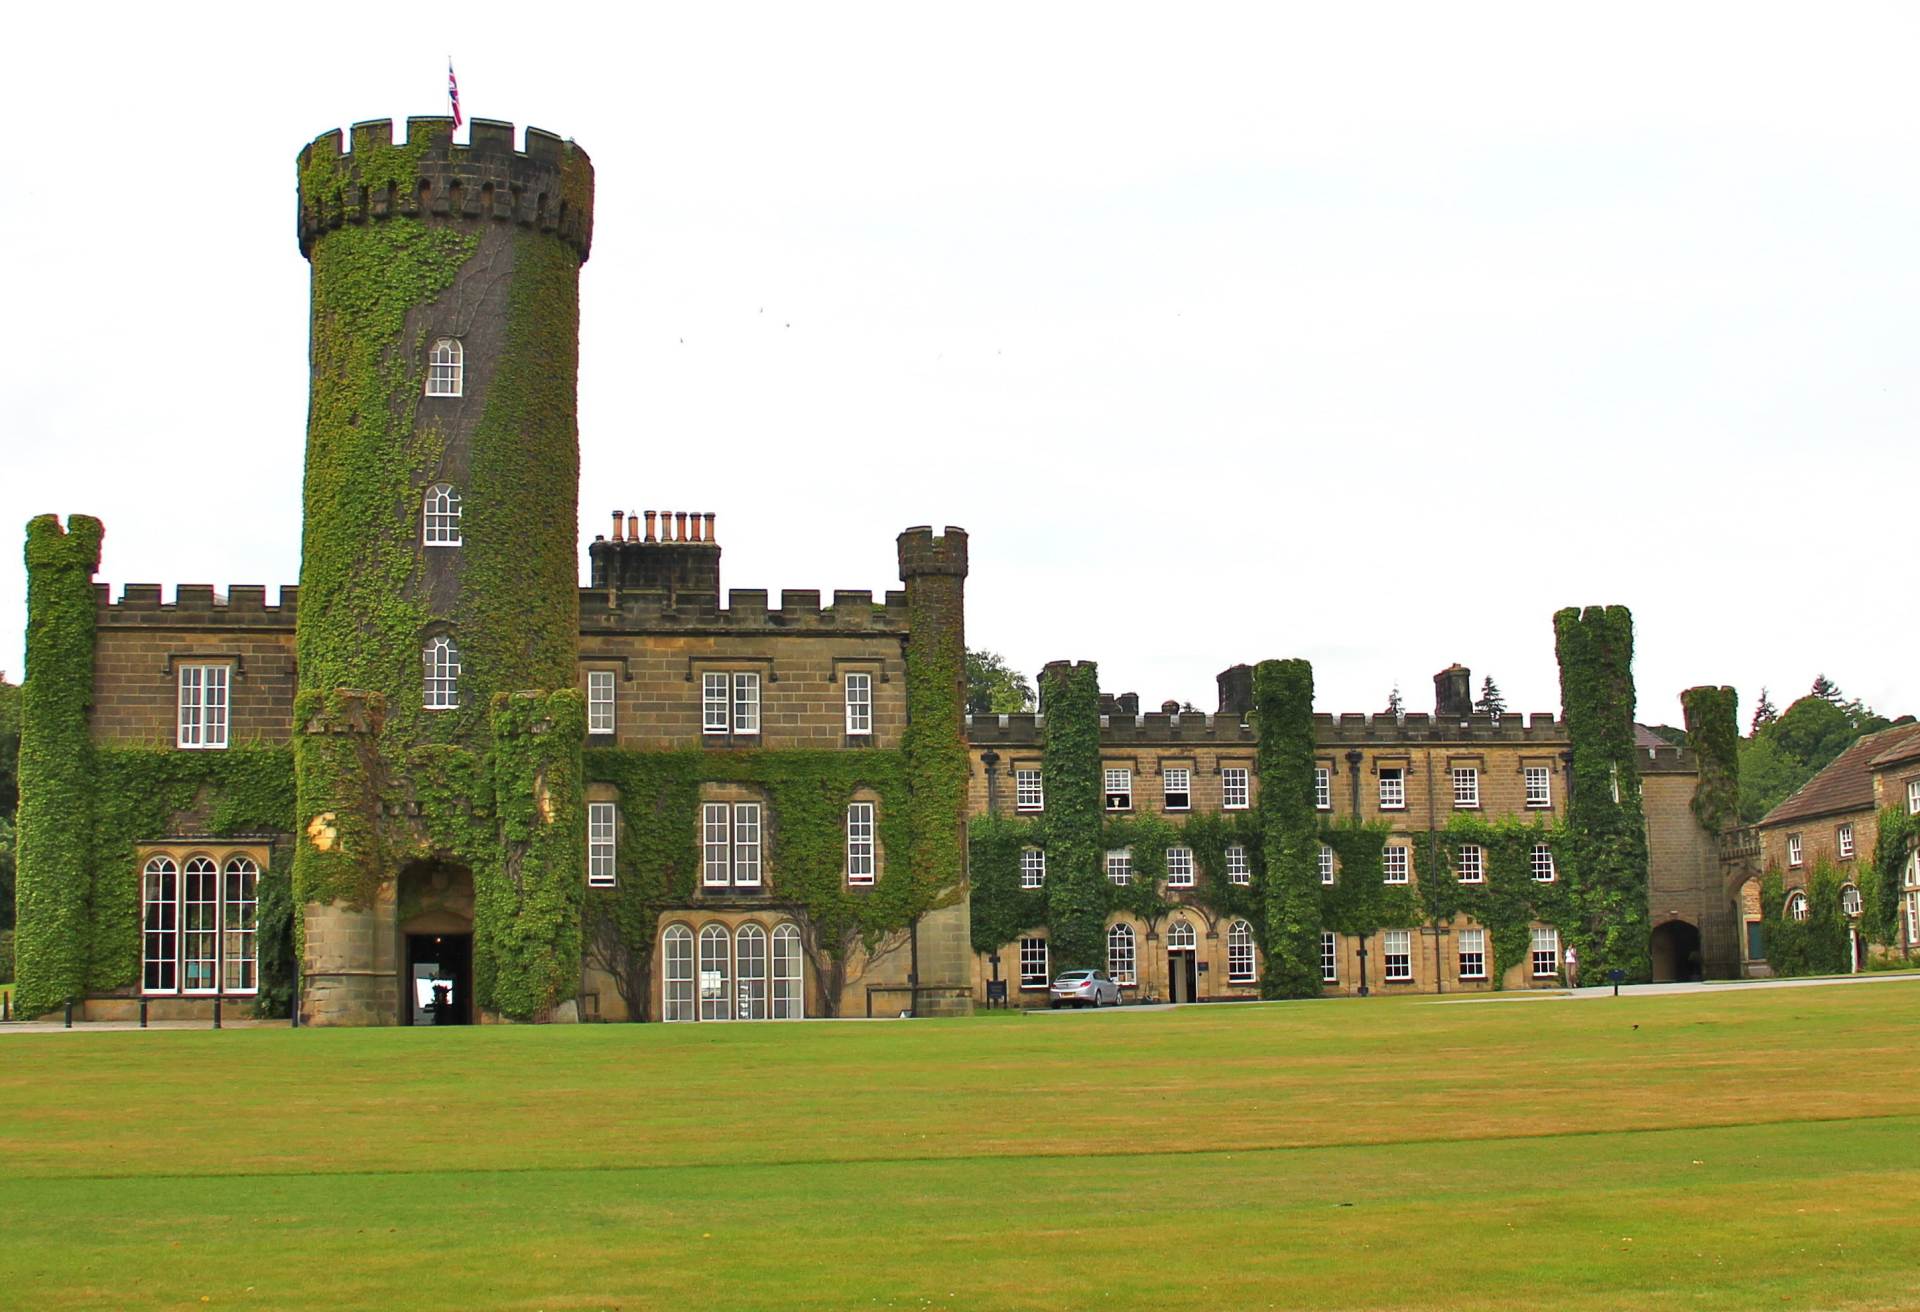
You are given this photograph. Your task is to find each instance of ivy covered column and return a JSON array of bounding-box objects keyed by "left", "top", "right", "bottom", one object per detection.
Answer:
[
  {"left": 1255, "top": 658, "right": 1322, "bottom": 998},
  {"left": 1039, "top": 660, "right": 1104, "bottom": 973},
  {"left": 1554, "top": 605, "right": 1651, "bottom": 982},
  {"left": 14, "top": 515, "right": 103, "bottom": 1016}
]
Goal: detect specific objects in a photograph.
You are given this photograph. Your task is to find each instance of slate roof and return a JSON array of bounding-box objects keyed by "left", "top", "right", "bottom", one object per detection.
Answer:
[{"left": 1759, "top": 722, "right": 1920, "bottom": 828}]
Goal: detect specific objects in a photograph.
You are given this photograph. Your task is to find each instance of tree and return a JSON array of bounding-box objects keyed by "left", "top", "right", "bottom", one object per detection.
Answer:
[
  {"left": 0, "top": 673, "right": 18, "bottom": 820},
  {"left": 1736, "top": 684, "right": 1896, "bottom": 823},
  {"left": 1810, "top": 674, "right": 1842, "bottom": 703},
  {"left": 1384, "top": 685, "right": 1404, "bottom": 717},
  {"left": 966, "top": 649, "right": 1034, "bottom": 716},
  {"left": 1474, "top": 676, "right": 1506, "bottom": 718},
  {"left": 1750, "top": 687, "right": 1778, "bottom": 734}
]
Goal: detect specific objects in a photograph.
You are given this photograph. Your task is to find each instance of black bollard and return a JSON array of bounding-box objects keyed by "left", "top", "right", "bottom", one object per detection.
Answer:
[
  {"left": 64, "top": 997, "right": 74, "bottom": 1028},
  {"left": 290, "top": 968, "right": 300, "bottom": 1029},
  {"left": 139, "top": 998, "right": 149, "bottom": 1028},
  {"left": 212, "top": 998, "right": 222, "bottom": 1030}
]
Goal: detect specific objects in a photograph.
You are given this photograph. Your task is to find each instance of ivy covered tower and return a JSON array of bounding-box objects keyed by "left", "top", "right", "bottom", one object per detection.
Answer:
[{"left": 293, "top": 118, "right": 595, "bottom": 1025}]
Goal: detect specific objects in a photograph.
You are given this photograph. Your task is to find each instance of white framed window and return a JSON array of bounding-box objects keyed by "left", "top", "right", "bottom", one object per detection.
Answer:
[
  {"left": 423, "top": 483, "right": 462, "bottom": 546},
  {"left": 772, "top": 923, "right": 804, "bottom": 1019},
  {"left": 425, "top": 337, "right": 463, "bottom": 396},
  {"left": 1383, "top": 844, "right": 1410, "bottom": 885},
  {"left": 1104, "top": 767, "right": 1132, "bottom": 811},
  {"left": 1222, "top": 767, "right": 1250, "bottom": 810},
  {"left": 662, "top": 924, "right": 695, "bottom": 1021},
  {"left": 1837, "top": 823, "right": 1855, "bottom": 861},
  {"left": 1531, "top": 926, "right": 1560, "bottom": 978},
  {"left": 702, "top": 673, "right": 730, "bottom": 734},
  {"left": 1905, "top": 854, "right": 1920, "bottom": 945},
  {"left": 1383, "top": 929, "right": 1412, "bottom": 982},
  {"left": 1452, "top": 766, "right": 1479, "bottom": 808},
  {"left": 733, "top": 672, "right": 760, "bottom": 735},
  {"left": 846, "top": 801, "right": 876, "bottom": 885},
  {"left": 1458, "top": 927, "right": 1487, "bottom": 980},
  {"left": 1227, "top": 919, "right": 1256, "bottom": 983},
  {"left": 1525, "top": 766, "right": 1552, "bottom": 808},
  {"left": 587, "top": 802, "right": 617, "bottom": 887},
  {"left": 702, "top": 803, "right": 731, "bottom": 886},
  {"left": 1320, "top": 931, "right": 1338, "bottom": 983},
  {"left": 1108, "top": 923, "right": 1136, "bottom": 985},
  {"left": 1909, "top": 779, "right": 1920, "bottom": 816},
  {"left": 734, "top": 802, "right": 762, "bottom": 886},
  {"left": 1318, "top": 844, "right": 1336, "bottom": 885},
  {"left": 423, "top": 636, "right": 460, "bottom": 710},
  {"left": 1019, "top": 937, "right": 1049, "bottom": 988},
  {"left": 734, "top": 924, "right": 769, "bottom": 1021},
  {"left": 1457, "top": 844, "right": 1485, "bottom": 884},
  {"left": 698, "top": 923, "right": 732, "bottom": 1021},
  {"left": 587, "top": 670, "right": 616, "bottom": 735},
  {"left": 1314, "top": 765, "right": 1331, "bottom": 811},
  {"left": 1165, "top": 847, "right": 1195, "bottom": 888},
  {"left": 1531, "top": 843, "right": 1557, "bottom": 883},
  {"left": 1787, "top": 890, "right": 1809, "bottom": 922},
  {"left": 1226, "top": 845, "right": 1249, "bottom": 885},
  {"left": 176, "top": 663, "right": 230, "bottom": 749},
  {"left": 142, "top": 853, "right": 259, "bottom": 996},
  {"left": 1787, "top": 834, "right": 1803, "bottom": 868},
  {"left": 1167, "top": 920, "right": 1197, "bottom": 952},
  {"left": 1106, "top": 849, "right": 1133, "bottom": 885},
  {"left": 844, "top": 672, "right": 872, "bottom": 735},
  {"left": 1020, "top": 848, "right": 1046, "bottom": 889},
  {"left": 1378, "top": 767, "right": 1406, "bottom": 810},
  {"left": 1842, "top": 884, "right": 1863, "bottom": 918},
  {"left": 1015, "top": 768, "right": 1044, "bottom": 811},
  {"left": 1162, "top": 767, "right": 1191, "bottom": 811}
]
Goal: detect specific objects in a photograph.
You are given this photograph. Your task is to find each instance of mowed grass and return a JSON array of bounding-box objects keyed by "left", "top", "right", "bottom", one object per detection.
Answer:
[{"left": 3, "top": 984, "right": 1919, "bottom": 1311}]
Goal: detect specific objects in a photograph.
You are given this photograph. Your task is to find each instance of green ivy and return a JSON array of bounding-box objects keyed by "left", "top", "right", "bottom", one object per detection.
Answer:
[
  {"left": 1038, "top": 662, "right": 1106, "bottom": 973},
  {"left": 1682, "top": 686, "right": 1740, "bottom": 837},
  {"left": 1420, "top": 817, "right": 1575, "bottom": 985},
  {"left": 1759, "top": 864, "right": 1852, "bottom": 977},
  {"left": 1255, "top": 658, "right": 1321, "bottom": 998},
  {"left": 1868, "top": 806, "right": 1916, "bottom": 949}
]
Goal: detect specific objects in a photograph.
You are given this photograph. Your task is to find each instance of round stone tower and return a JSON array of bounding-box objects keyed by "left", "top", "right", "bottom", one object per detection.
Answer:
[{"left": 292, "top": 117, "right": 595, "bottom": 1025}]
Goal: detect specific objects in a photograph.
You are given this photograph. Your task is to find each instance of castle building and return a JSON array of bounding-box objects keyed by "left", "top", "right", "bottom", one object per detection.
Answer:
[{"left": 10, "top": 111, "right": 1749, "bottom": 1024}]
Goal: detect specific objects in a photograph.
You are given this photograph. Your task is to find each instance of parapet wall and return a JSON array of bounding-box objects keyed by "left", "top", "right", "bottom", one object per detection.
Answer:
[
  {"left": 97, "top": 583, "right": 298, "bottom": 630},
  {"left": 968, "top": 708, "right": 1571, "bottom": 749},
  {"left": 580, "top": 586, "right": 911, "bottom": 635}
]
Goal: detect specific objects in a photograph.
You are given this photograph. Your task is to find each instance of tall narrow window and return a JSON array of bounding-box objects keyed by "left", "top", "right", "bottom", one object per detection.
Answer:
[
  {"left": 1525, "top": 766, "right": 1552, "bottom": 808},
  {"left": 1458, "top": 927, "right": 1487, "bottom": 980},
  {"left": 1226, "top": 845, "right": 1250, "bottom": 885},
  {"left": 1108, "top": 923, "right": 1136, "bottom": 985},
  {"left": 221, "top": 857, "right": 258, "bottom": 994},
  {"left": 733, "top": 672, "right": 761, "bottom": 735},
  {"left": 1452, "top": 767, "right": 1479, "bottom": 808},
  {"left": 1314, "top": 766, "right": 1331, "bottom": 810},
  {"left": 1222, "top": 767, "right": 1250, "bottom": 810},
  {"left": 426, "top": 338, "right": 463, "bottom": 396},
  {"left": 735, "top": 924, "right": 768, "bottom": 1020},
  {"left": 844, "top": 672, "right": 872, "bottom": 735},
  {"left": 702, "top": 803, "right": 732, "bottom": 886},
  {"left": 1909, "top": 780, "right": 1920, "bottom": 816},
  {"left": 1165, "top": 847, "right": 1194, "bottom": 888},
  {"left": 587, "top": 670, "right": 616, "bottom": 735},
  {"left": 423, "top": 636, "right": 460, "bottom": 710},
  {"left": 1842, "top": 884, "right": 1863, "bottom": 918},
  {"left": 423, "top": 484, "right": 462, "bottom": 546},
  {"left": 1457, "top": 844, "right": 1484, "bottom": 883},
  {"left": 702, "top": 673, "right": 730, "bottom": 734},
  {"left": 1015, "top": 768, "right": 1044, "bottom": 811},
  {"left": 1021, "top": 848, "right": 1046, "bottom": 889},
  {"left": 177, "top": 664, "right": 230, "bottom": 750},
  {"left": 1320, "top": 931, "right": 1338, "bottom": 984},
  {"left": 1531, "top": 927, "right": 1560, "bottom": 978},
  {"left": 1837, "top": 823, "right": 1855, "bottom": 861},
  {"left": 1787, "top": 834, "right": 1803, "bottom": 868},
  {"left": 1531, "top": 844, "right": 1557, "bottom": 882},
  {"left": 1162, "top": 767, "right": 1190, "bottom": 811},
  {"left": 587, "top": 802, "right": 617, "bottom": 887},
  {"left": 1104, "top": 768, "right": 1132, "bottom": 811},
  {"left": 846, "top": 802, "right": 876, "bottom": 885},
  {"left": 1787, "top": 891, "right": 1810, "bottom": 922},
  {"left": 1383, "top": 929, "right": 1412, "bottom": 981},
  {"left": 1105, "top": 849, "right": 1133, "bottom": 885},
  {"left": 771, "top": 923, "right": 804, "bottom": 1019},
  {"left": 733, "top": 803, "right": 762, "bottom": 886},
  {"left": 181, "top": 857, "right": 220, "bottom": 994},
  {"left": 1020, "top": 937, "right": 1049, "bottom": 988},
  {"left": 1383, "top": 844, "right": 1410, "bottom": 884},
  {"left": 698, "top": 924, "right": 732, "bottom": 1020},
  {"left": 1319, "top": 844, "right": 1336, "bottom": 885},
  {"left": 1227, "top": 919, "right": 1256, "bottom": 983},
  {"left": 142, "top": 856, "right": 179, "bottom": 993},
  {"left": 662, "top": 924, "right": 695, "bottom": 1021},
  {"left": 1378, "top": 767, "right": 1406, "bottom": 810}
]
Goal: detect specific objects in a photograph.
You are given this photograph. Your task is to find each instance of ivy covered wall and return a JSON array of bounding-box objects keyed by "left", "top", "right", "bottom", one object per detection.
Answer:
[{"left": 1255, "top": 658, "right": 1321, "bottom": 998}]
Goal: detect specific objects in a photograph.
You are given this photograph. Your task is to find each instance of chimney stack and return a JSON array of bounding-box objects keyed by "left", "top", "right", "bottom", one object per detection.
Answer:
[{"left": 1435, "top": 664, "right": 1473, "bottom": 719}]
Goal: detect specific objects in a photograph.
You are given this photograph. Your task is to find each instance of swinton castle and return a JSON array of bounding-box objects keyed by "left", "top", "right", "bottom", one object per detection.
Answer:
[{"left": 13, "top": 114, "right": 1811, "bottom": 1025}]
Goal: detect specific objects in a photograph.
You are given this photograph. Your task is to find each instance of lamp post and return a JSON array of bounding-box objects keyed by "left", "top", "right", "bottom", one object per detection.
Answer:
[{"left": 1356, "top": 934, "right": 1371, "bottom": 998}]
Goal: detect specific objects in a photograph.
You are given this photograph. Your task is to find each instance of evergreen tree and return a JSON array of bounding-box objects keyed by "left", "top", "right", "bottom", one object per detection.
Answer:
[
  {"left": 1384, "top": 685, "right": 1404, "bottom": 717},
  {"left": 1750, "top": 686, "right": 1778, "bottom": 734},
  {"left": 1474, "top": 675, "right": 1506, "bottom": 718},
  {"left": 1810, "top": 673, "right": 1842, "bottom": 703}
]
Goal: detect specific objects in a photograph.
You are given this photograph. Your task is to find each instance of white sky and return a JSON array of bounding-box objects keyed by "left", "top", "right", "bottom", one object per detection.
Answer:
[{"left": 3, "top": 3, "right": 1916, "bottom": 726}]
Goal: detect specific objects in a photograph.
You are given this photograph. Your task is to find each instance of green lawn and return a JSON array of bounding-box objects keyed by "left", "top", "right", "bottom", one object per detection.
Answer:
[{"left": 3, "top": 984, "right": 1918, "bottom": 1310}]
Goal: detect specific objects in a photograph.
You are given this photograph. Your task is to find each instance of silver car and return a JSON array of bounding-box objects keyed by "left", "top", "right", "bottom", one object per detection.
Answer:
[{"left": 1048, "top": 969, "right": 1122, "bottom": 1009}]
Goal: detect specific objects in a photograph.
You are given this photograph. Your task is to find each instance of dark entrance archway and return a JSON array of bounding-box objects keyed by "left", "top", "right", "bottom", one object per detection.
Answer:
[
  {"left": 397, "top": 860, "right": 476, "bottom": 1025},
  {"left": 1650, "top": 919, "right": 1703, "bottom": 983}
]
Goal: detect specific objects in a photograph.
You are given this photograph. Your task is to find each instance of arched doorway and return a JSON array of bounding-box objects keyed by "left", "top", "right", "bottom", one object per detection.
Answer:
[
  {"left": 1166, "top": 918, "right": 1198, "bottom": 1003},
  {"left": 397, "top": 860, "right": 475, "bottom": 1025},
  {"left": 1649, "top": 919, "right": 1703, "bottom": 983}
]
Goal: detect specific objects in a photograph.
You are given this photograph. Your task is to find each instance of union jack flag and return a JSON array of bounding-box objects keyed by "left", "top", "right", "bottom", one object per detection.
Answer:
[{"left": 448, "top": 60, "right": 463, "bottom": 129}]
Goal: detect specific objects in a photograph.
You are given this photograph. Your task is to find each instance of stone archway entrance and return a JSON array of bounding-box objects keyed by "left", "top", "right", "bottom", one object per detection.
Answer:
[
  {"left": 1650, "top": 919, "right": 1703, "bottom": 983},
  {"left": 397, "top": 860, "right": 475, "bottom": 1025}
]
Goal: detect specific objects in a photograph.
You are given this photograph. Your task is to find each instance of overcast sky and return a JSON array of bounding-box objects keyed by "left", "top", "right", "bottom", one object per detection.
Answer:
[{"left": 4, "top": 3, "right": 1915, "bottom": 726}]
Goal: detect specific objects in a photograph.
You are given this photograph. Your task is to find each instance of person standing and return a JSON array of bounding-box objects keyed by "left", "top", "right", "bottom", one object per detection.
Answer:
[{"left": 1564, "top": 944, "right": 1581, "bottom": 989}]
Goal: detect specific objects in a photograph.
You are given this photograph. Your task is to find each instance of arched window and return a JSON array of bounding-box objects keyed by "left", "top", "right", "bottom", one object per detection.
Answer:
[
  {"left": 423, "top": 484, "right": 462, "bottom": 546},
  {"left": 426, "top": 338, "right": 463, "bottom": 397},
  {"left": 182, "top": 857, "right": 220, "bottom": 994},
  {"left": 1787, "top": 891, "right": 1810, "bottom": 923},
  {"left": 142, "top": 856, "right": 180, "bottom": 993},
  {"left": 1841, "top": 884, "right": 1863, "bottom": 918},
  {"left": 1107, "top": 922, "right": 1136, "bottom": 985},
  {"left": 1227, "top": 919, "right": 1256, "bottom": 983},
  {"left": 222, "top": 857, "right": 259, "bottom": 993},
  {"left": 1167, "top": 919, "right": 1196, "bottom": 952},
  {"left": 423, "top": 636, "right": 461, "bottom": 710},
  {"left": 735, "top": 924, "right": 768, "bottom": 1020},
  {"left": 662, "top": 925, "right": 694, "bottom": 1022},
  {"left": 772, "top": 923, "right": 804, "bottom": 1019},
  {"left": 698, "top": 924, "right": 732, "bottom": 1021}
]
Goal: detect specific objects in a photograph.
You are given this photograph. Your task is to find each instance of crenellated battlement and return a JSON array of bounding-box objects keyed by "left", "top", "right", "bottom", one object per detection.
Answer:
[
  {"left": 97, "top": 582, "right": 298, "bottom": 629},
  {"left": 1638, "top": 742, "right": 1699, "bottom": 774},
  {"left": 1316, "top": 709, "right": 1566, "bottom": 743},
  {"left": 297, "top": 116, "right": 594, "bottom": 261},
  {"left": 968, "top": 706, "right": 1571, "bottom": 749},
  {"left": 897, "top": 526, "right": 969, "bottom": 578},
  {"left": 579, "top": 586, "right": 911, "bottom": 635}
]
